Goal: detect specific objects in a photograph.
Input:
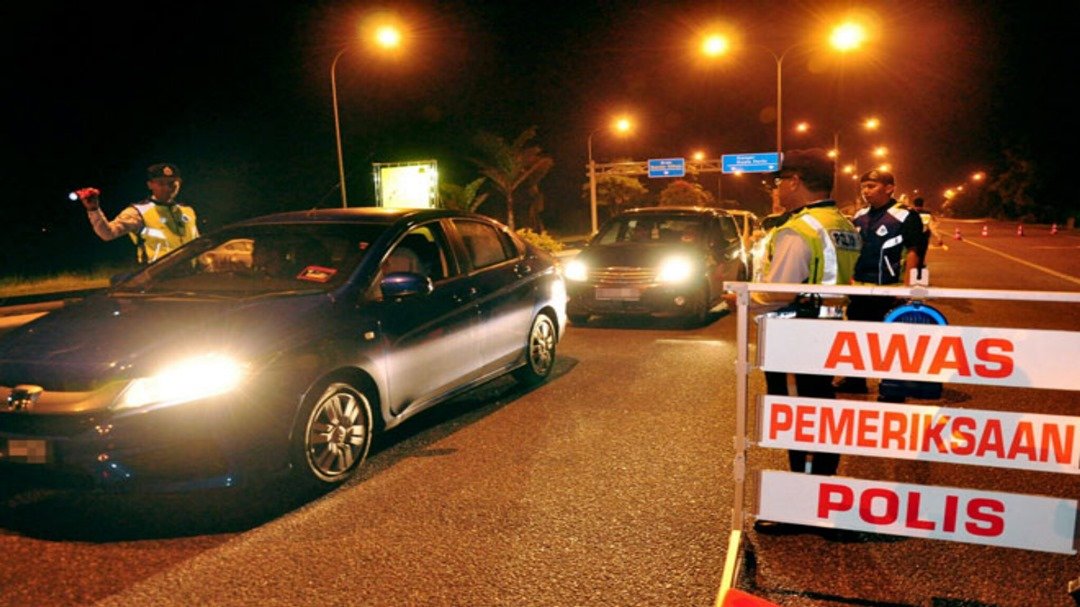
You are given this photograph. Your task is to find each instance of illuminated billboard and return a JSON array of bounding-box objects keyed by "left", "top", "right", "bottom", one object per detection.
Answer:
[{"left": 373, "top": 160, "right": 439, "bottom": 209}]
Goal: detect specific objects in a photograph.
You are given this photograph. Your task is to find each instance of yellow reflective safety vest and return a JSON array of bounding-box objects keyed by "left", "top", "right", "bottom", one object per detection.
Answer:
[
  {"left": 127, "top": 201, "right": 198, "bottom": 264},
  {"left": 764, "top": 201, "right": 861, "bottom": 286}
]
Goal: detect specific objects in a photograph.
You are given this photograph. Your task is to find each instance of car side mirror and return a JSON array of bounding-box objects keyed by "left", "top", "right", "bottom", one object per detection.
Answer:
[{"left": 380, "top": 272, "right": 434, "bottom": 299}]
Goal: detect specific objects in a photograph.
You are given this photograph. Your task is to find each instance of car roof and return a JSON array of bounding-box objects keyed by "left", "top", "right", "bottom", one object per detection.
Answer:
[
  {"left": 617, "top": 206, "right": 732, "bottom": 218},
  {"left": 228, "top": 207, "right": 470, "bottom": 228}
]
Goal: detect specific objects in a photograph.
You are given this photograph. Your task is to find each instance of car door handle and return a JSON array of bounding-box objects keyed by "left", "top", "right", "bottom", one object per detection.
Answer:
[{"left": 515, "top": 262, "right": 532, "bottom": 277}]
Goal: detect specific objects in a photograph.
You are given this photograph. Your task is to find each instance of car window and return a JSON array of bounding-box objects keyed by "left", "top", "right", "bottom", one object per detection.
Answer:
[
  {"left": 453, "top": 220, "right": 513, "bottom": 270},
  {"left": 383, "top": 223, "right": 452, "bottom": 281},
  {"left": 717, "top": 217, "right": 740, "bottom": 244},
  {"left": 115, "top": 223, "right": 385, "bottom": 298},
  {"left": 597, "top": 216, "right": 706, "bottom": 245}
]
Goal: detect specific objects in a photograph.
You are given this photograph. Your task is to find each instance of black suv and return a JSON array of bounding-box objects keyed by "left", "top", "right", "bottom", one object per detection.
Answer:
[{"left": 563, "top": 206, "right": 748, "bottom": 326}]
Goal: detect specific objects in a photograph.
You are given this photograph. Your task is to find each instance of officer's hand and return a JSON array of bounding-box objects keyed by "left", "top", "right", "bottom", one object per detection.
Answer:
[{"left": 74, "top": 187, "right": 101, "bottom": 211}]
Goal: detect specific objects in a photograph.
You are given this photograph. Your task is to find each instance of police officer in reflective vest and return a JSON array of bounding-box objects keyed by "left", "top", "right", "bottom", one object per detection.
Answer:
[
  {"left": 754, "top": 148, "right": 861, "bottom": 480},
  {"left": 911, "top": 196, "right": 942, "bottom": 264},
  {"left": 837, "top": 169, "right": 924, "bottom": 396},
  {"left": 75, "top": 162, "right": 199, "bottom": 264}
]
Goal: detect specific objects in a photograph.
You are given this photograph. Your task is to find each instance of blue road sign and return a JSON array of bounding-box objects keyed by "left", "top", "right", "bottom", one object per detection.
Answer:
[
  {"left": 647, "top": 158, "right": 686, "bottom": 178},
  {"left": 721, "top": 152, "right": 781, "bottom": 174}
]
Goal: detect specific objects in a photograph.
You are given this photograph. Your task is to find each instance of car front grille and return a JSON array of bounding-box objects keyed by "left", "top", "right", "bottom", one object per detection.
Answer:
[{"left": 589, "top": 267, "right": 655, "bottom": 285}]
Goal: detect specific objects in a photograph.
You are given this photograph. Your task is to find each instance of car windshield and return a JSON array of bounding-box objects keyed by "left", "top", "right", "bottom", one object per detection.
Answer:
[
  {"left": 595, "top": 215, "right": 705, "bottom": 246},
  {"left": 112, "top": 222, "right": 388, "bottom": 298}
]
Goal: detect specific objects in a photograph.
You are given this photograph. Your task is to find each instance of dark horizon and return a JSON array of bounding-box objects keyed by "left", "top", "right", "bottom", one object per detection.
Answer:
[{"left": 3, "top": 1, "right": 1070, "bottom": 275}]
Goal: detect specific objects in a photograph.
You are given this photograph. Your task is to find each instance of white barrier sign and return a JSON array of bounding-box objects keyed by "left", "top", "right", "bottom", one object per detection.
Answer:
[
  {"left": 758, "top": 319, "right": 1080, "bottom": 391},
  {"left": 758, "top": 396, "right": 1080, "bottom": 474},
  {"left": 756, "top": 470, "right": 1078, "bottom": 554}
]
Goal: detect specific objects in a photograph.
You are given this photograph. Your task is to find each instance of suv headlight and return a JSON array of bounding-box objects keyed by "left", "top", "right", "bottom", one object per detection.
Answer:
[
  {"left": 564, "top": 259, "right": 588, "bottom": 282},
  {"left": 657, "top": 257, "right": 694, "bottom": 283}
]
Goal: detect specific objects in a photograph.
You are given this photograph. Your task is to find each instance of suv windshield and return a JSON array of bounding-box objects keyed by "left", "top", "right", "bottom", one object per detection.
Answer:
[
  {"left": 595, "top": 215, "right": 706, "bottom": 246},
  {"left": 112, "top": 222, "right": 388, "bottom": 298}
]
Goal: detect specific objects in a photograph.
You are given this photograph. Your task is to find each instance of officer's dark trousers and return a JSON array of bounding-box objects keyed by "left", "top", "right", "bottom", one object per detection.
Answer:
[
  {"left": 846, "top": 293, "right": 905, "bottom": 400},
  {"left": 846, "top": 294, "right": 900, "bottom": 324},
  {"left": 764, "top": 371, "right": 840, "bottom": 475}
]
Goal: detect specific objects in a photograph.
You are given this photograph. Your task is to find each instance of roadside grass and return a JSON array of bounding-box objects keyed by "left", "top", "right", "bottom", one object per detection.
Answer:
[{"left": 0, "top": 266, "right": 126, "bottom": 299}]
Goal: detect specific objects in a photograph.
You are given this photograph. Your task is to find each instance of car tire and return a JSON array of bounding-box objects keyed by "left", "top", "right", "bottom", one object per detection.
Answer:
[
  {"left": 568, "top": 313, "right": 590, "bottom": 326},
  {"left": 290, "top": 380, "right": 375, "bottom": 489},
  {"left": 686, "top": 284, "right": 711, "bottom": 327},
  {"left": 512, "top": 313, "right": 557, "bottom": 387}
]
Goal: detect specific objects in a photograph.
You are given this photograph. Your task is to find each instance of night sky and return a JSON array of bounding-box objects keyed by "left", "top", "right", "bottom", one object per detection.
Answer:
[{"left": 2, "top": 1, "right": 1071, "bottom": 274}]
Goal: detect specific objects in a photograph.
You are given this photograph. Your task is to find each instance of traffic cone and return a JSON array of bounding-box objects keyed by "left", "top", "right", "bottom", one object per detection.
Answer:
[
  {"left": 953, "top": 227, "right": 962, "bottom": 240},
  {"left": 1051, "top": 223, "right": 1059, "bottom": 235},
  {"left": 721, "top": 588, "right": 782, "bottom": 607},
  {"left": 1017, "top": 223, "right": 1024, "bottom": 237},
  {"left": 981, "top": 224, "right": 988, "bottom": 237}
]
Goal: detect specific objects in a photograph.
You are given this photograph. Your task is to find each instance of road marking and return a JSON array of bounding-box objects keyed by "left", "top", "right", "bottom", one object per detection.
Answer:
[{"left": 961, "top": 238, "right": 1080, "bottom": 286}]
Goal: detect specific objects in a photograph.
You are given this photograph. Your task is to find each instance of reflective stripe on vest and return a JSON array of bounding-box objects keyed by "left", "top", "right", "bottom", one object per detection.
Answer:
[
  {"left": 127, "top": 202, "right": 197, "bottom": 263},
  {"left": 765, "top": 204, "right": 859, "bottom": 286},
  {"left": 798, "top": 213, "right": 838, "bottom": 285}
]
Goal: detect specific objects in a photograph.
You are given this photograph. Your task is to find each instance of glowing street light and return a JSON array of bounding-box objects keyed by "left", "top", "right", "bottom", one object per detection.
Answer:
[
  {"left": 699, "top": 20, "right": 869, "bottom": 156},
  {"left": 830, "top": 22, "right": 868, "bottom": 51},
  {"left": 330, "top": 17, "right": 405, "bottom": 208},
  {"left": 701, "top": 33, "right": 730, "bottom": 57},
  {"left": 587, "top": 116, "right": 634, "bottom": 234}
]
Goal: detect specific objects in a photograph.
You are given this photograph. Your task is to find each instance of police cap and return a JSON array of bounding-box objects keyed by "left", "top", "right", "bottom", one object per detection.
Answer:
[{"left": 147, "top": 163, "right": 182, "bottom": 180}]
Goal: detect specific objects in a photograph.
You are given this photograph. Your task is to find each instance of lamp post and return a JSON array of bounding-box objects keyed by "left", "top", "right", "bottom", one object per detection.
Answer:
[
  {"left": 330, "top": 48, "right": 349, "bottom": 208},
  {"left": 773, "top": 22, "right": 868, "bottom": 155},
  {"left": 586, "top": 117, "right": 633, "bottom": 235},
  {"left": 771, "top": 47, "right": 790, "bottom": 155},
  {"left": 587, "top": 130, "right": 599, "bottom": 235},
  {"left": 329, "top": 21, "right": 404, "bottom": 209}
]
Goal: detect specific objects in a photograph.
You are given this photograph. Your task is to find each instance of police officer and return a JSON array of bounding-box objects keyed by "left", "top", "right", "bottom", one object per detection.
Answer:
[
  {"left": 74, "top": 162, "right": 198, "bottom": 264},
  {"left": 837, "top": 169, "right": 924, "bottom": 396},
  {"left": 912, "top": 196, "right": 943, "bottom": 264},
  {"left": 754, "top": 149, "right": 861, "bottom": 485}
]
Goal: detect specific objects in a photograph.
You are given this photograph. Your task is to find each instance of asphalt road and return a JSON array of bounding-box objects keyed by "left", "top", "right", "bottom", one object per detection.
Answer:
[{"left": 0, "top": 218, "right": 1077, "bottom": 607}]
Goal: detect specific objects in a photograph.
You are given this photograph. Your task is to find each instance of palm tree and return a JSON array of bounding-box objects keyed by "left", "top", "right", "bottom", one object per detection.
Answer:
[
  {"left": 470, "top": 126, "right": 554, "bottom": 230},
  {"left": 439, "top": 178, "right": 489, "bottom": 213}
]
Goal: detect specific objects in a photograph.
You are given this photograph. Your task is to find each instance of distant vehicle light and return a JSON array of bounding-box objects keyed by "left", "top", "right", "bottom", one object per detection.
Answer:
[
  {"left": 564, "top": 260, "right": 588, "bottom": 282},
  {"left": 657, "top": 257, "right": 693, "bottom": 283},
  {"left": 118, "top": 354, "right": 247, "bottom": 410}
]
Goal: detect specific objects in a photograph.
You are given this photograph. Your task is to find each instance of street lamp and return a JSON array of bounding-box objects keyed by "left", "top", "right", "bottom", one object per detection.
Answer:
[
  {"left": 772, "top": 21, "right": 868, "bottom": 154},
  {"left": 330, "top": 20, "right": 404, "bottom": 208},
  {"left": 587, "top": 116, "right": 633, "bottom": 235},
  {"left": 699, "top": 21, "right": 867, "bottom": 155}
]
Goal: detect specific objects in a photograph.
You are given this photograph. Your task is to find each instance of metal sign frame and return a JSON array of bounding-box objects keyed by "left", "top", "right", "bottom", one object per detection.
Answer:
[{"left": 716, "top": 281, "right": 1080, "bottom": 605}]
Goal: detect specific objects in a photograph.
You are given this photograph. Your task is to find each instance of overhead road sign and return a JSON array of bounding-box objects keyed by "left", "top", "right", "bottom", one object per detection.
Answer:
[
  {"left": 721, "top": 152, "right": 781, "bottom": 174},
  {"left": 647, "top": 158, "right": 685, "bottom": 178}
]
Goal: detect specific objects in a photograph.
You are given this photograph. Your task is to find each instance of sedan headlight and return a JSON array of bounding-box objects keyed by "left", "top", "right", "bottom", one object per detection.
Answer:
[
  {"left": 564, "top": 259, "right": 589, "bottom": 282},
  {"left": 656, "top": 256, "right": 694, "bottom": 284},
  {"left": 117, "top": 353, "right": 248, "bottom": 410}
]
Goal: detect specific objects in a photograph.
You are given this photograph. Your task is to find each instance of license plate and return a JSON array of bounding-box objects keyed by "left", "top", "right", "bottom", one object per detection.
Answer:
[
  {"left": 0, "top": 438, "right": 51, "bottom": 464},
  {"left": 595, "top": 287, "right": 640, "bottom": 301}
]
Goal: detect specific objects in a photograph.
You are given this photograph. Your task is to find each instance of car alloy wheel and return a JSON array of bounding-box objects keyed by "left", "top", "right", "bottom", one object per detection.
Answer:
[
  {"left": 297, "top": 381, "right": 374, "bottom": 485},
  {"left": 513, "top": 313, "right": 557, "bottom": 386}
]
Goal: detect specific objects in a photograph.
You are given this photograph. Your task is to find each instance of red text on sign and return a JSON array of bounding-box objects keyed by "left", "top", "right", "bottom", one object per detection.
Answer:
[
  {"left": 818, "top": 483, "right": 1005, "bottom": 536},
  {"left": 823, "top": 332, "right": 1014, "bottom": 378}
]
